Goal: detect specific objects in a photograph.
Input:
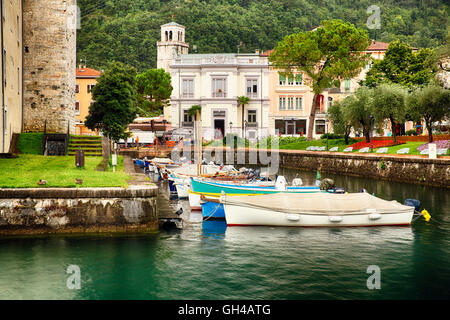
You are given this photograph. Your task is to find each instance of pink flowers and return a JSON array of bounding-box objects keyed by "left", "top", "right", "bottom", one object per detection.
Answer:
[{"left": 417, "top": 140, "right": 450, "bottom": 151}]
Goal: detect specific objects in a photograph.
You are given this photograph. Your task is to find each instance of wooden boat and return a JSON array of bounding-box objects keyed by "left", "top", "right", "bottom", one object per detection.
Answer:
[
  {"left": 221, "top": 192, "right": 414, "bottom": 227},
  {"left": 192, "top": 176, "right": 323, "bottom": 215}
]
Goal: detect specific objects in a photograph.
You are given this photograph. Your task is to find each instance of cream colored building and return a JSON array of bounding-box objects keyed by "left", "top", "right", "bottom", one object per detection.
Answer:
[
  {"left": 75, "top": 67, "right": 101, "bottom": 135},
  {"left": 264, "top": 40, "right": 390, "bottom": 138},
  {"left": 1, "top": 0, "right": 23, "bottom": 153},
  {"left": 159, "top": 22, "right": 270, "bottom": 140}
]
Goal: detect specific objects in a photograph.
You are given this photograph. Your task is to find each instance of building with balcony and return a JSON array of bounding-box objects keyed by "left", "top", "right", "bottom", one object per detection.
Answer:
[
  {"left": 158, "top": 22, "right": 270, "bottom": 141},
  {"left": 264, "top": 40, "right": 391, "bottom": 138}
]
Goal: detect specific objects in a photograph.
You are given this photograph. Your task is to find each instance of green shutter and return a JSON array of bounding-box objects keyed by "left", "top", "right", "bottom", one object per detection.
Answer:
[
  {"left": 279, "top": 73, "right": 286, "bottom": 82},
  {"left": 295, "top": 74, "right": 302, "bottom": 84},
  {"left": 288, "top": 75, "right": 294, "bottom": 83}
]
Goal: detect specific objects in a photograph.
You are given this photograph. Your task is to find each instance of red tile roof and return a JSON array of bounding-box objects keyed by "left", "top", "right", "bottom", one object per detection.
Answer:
[
  {"left": 76, "top": 68, "right": 101, "bottom": 78},
  {"left": 366, "top": 40, "right": 389, "bottom": 51},
  {"left": 260, "top": 49, "right": 274, "bottom": 57}
]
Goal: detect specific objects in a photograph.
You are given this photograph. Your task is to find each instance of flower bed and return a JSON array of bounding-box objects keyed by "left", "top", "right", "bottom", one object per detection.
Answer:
[
  {"left": 417, "top": 140, "right": 450, "bottom": 151},
  {"left": 348, "top": 139, "right": 405, "bottom": 150}
]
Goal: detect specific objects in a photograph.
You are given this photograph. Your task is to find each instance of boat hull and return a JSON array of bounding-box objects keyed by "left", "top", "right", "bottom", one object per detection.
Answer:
[
  {"left": 191, "top": 178, "right": 321, "bottom": 195},
  {"left": 201, "top": 201, "right": 225, "bottom": 220},
  {"left": 175, "top": 183, "right": 189, "bottom": 199},
  {"left": 189, "top": 191, "right": 202, "bottom": 211},
  {"left": 224, "top": 203, "right": 414, "bottom": 227}
]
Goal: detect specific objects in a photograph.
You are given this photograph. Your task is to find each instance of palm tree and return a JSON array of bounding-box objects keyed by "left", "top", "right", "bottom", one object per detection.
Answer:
[
  {"left": 187, "top": 105, "right": 202, "bottom": 174},
  {"left": 237, "top": 96, "right": 250, "bottom": 138}
]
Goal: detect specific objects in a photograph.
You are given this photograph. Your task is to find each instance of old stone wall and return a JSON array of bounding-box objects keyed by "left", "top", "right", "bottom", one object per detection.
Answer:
[
  {"left": 22, "top": 0, "right": 76, "bottom": 133},
  {"left": 0, "top": 186, "right": 159, "bottom": 235}
]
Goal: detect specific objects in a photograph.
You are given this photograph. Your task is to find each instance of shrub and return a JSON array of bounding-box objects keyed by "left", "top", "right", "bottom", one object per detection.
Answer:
[
  {"left": 320, "top": 133, "right": 343, "bottom": 140},
  {"left": 405, "top": 129, "right": 417, "bottom": 136}
]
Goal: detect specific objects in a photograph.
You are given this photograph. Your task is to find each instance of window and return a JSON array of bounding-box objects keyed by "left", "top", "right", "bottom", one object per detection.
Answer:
[
  {"left": 279, "top": 97, "right": 286, "bottom": 110},
  {"left": 75, "top": 84, "right": 79, "bottom": 93},
  {"left": 182, "top": 79, "right": 194, "bottom": 98},
  {"left": 246, "top": 79, "right": 258, "bottom": 98},
  {"left": 287, "top": 97, "right": 294, "bottom": 110},
  {"left": 278, "top": 73, "right": 285, "bottom": 85},
  {"left": 75, "top": 101, "right": 80, "bottom": 115},
  {"left": 87, "top": 84, "right": 95, "bottom": 93},
  {"left": 295, "top": 74, "right": 302, "bottom": 85},
  {"left": 183, "top": 110, "right": 194, "bottom": 125},
  {"left": 327, "top": 97, "right": 333, "bottom": 109},
  {"left": 248, "top": 110, "right": 257, "bottom": 123},
  {"left": 295, "top": 97, "right": 302, "bottom": 110},
  {"left": 287, "top": 75, "right": 294, "bottom": 85},
  {"left": 315, "top": 120, "right": 325, "bottom": 135},
  {"left": 212, "top": 78, "right": 227, "bottom": 97},
  {"left": 344, "top": 79, "right": 351, "bottom": 92}
]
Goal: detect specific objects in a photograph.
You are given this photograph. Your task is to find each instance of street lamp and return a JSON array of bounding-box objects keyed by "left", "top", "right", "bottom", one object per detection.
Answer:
[
  {"left": 229, "top": 121, "right": 233, "bottom": 133},
  {"left": 370, "top": 115, "right": 375, "bottom": 152}
]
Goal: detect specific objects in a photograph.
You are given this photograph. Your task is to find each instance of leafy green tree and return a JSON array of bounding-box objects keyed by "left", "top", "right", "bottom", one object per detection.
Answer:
[
  {"left": 85, "top": 62, "right": 137, "bottom": 142},
  {"left": 407, "top": 83, "right": 450, "bottom": 142},
  {"left": 136, "top": 68, "right": 173, "bottom": 117},
  {"left": 371, "top": 83, "right": 408, "bottom": 143},
  {"left": 364, "top": 40, "right": 438, "bottom": 88},
  {"left": 237, "top": 96, "right": 251, "bottom": 138},
  {"left": 269, "top": 19, "right": 369, "bottom": 140},
  {"left": 327, "top": 100, "right": 352, "bottom": 145},
  {"left": 343, "top": 87, "right": 375, "bottom": 143}
]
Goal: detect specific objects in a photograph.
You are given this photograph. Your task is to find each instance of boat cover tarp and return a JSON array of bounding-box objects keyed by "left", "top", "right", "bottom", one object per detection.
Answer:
[{"left": 222, "top": 192, "right": 413, "bottom": 215}]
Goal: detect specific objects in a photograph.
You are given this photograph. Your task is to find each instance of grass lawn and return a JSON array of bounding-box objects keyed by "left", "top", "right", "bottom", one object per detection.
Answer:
[
  {"left": 17, "top": 132, "right": 43, "bottom": 154},
  {"left": 0, "top": 154, "right": 131, "bottom": 188}
]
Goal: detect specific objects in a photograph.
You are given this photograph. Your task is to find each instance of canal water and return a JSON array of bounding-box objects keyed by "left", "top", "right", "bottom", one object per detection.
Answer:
[{"left": 0, "top": 168, "right": 449, "bottom": 300}]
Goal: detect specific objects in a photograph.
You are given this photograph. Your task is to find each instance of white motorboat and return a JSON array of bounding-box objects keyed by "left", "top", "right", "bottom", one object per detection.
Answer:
[{"left": 221, "top": 192, "right": 414, "bottom": 227}]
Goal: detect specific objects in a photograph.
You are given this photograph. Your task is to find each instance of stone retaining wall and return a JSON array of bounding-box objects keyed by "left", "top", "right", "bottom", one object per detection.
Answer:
[{"left": 0, "top": 186, "right": 159, "bottom": 236}]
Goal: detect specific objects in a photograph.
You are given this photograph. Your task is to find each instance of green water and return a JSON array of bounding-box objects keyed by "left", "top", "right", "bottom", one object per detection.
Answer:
[{"left": 0, "top": 169, "right": 449, "bottom": 300}]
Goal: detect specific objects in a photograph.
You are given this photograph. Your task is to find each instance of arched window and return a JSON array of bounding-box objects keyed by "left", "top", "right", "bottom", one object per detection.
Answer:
[
  {"left": 169, "top": 31, "right": 172, "bottom": 40},
  {"left": 165, "top": 31, "right": 168, "bottom": 41}
]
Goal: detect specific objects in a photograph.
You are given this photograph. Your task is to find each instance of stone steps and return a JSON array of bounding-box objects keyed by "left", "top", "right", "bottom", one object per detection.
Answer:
[{"left": 68, "top": 135, "right": 103, "bottom": 156}]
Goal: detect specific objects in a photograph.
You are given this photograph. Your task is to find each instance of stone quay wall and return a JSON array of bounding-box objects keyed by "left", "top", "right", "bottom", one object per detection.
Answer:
[
  {"left": 23, "top": 0, "right": 76, "bottom": 133},
  {"left": 181, "top": 147, "right": 450, "bottom": 188},
  {"left": 0, "top": 186, "right": 159, "bottom": 236}
]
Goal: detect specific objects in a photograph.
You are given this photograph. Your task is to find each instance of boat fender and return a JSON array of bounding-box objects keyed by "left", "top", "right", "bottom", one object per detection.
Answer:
[
  {"left": 286, "top": 214, "right": 300, "bottom": 221},
  {"left": 421, "top": 209, "right": 431, "bottom": 222},
  {"left": 329, "top": 216, "right": 343, "bottom": 223},
  {"left": 368, "top": 213, "right": 382, "bottom": 220}
]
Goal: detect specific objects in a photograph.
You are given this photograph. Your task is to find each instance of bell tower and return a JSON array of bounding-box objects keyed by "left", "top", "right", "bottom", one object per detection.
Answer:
[{"left": 157, "top": 20, "right": 189, "bottom": 72}]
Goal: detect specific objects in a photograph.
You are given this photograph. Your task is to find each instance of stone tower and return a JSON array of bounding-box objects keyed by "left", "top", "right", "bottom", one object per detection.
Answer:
[
  {"left": 157, "top": 21, "right": 189, "bottom": 72},
  {"left": 22, "top": 0, "right": 76, "bottom": 133}
]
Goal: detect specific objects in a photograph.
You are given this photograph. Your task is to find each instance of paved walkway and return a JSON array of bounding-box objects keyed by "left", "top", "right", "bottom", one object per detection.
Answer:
[{"left": 123, "top": 155, "right": 153, "bottom": 185}]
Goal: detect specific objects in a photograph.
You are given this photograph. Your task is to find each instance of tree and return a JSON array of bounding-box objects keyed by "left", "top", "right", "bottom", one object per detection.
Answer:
[
  {"left": 237, "top": 96, "right": 251, "bottom": 139},
  {"left": 269, "top": 19, "right": 369, "bottom": 140},
  {"left": 364, "top": 40, "right": 438, "bottom": 88},
  {"left": 136, "top": 68, "right": 173, "bottom": 117},
  {"left": 327, "top": 100, "right": 352, "bottom": 145},
  {"left": 343, "top": 87, "right": 375, "bottom": 143},
  {"left": 85, "top": 62, "right": 137, "bottom": 142},
  {"left": 407, "top": 83, "right": 450, "bottom": 143},
  {"left": 371, "top": 83, "right": 408, "bottom": 143}
]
